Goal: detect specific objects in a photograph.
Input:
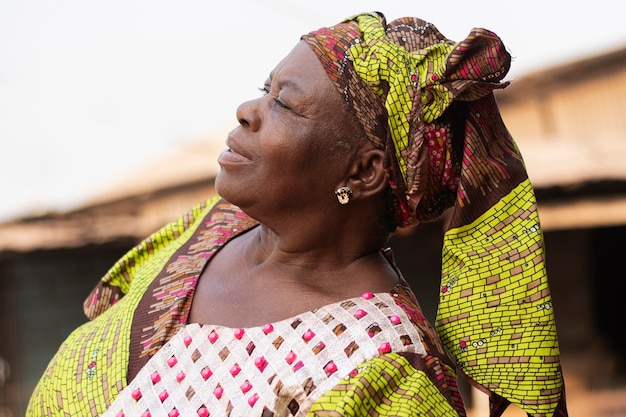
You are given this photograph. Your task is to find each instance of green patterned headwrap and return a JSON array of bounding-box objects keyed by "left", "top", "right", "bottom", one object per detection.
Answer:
[{"left": 303, "top": 12, "right": 568, "bottom": 417}]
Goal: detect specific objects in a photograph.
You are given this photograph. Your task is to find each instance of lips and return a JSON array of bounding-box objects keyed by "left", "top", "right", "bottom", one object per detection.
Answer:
[{"left": 217, "top": 137, "right": 252, "bottom": 165}]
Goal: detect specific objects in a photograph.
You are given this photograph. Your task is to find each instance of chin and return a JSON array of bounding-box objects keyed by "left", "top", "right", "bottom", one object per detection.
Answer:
[
  {"left": 215, "top": 174, "right": 250, "bottom": 209},
  {"left": 215, "top": 174, "right": 234, "bottom": 203}
]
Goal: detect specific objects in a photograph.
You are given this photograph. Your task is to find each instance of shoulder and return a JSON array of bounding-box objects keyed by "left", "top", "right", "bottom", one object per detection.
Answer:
[{"left": 83, "top": 197, "right": 255, "bottom": 319}]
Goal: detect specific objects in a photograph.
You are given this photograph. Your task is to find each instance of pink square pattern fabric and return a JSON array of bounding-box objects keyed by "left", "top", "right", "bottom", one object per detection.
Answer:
[{"left": 103, "top": 292, "right": 426, "bottom": 416}]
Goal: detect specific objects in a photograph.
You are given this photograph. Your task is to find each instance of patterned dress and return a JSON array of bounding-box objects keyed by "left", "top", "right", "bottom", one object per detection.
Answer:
[{"left": 26, "top": 197, "right": 466, "bottom": 416}]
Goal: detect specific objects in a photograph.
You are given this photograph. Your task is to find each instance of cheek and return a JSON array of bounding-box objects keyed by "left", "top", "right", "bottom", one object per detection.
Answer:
[
  {"left": 259, "top": 114, "right": 351, "bottom": 184},
  {"left": 259, "top": 127, "right": 314, "bottom": 171}
]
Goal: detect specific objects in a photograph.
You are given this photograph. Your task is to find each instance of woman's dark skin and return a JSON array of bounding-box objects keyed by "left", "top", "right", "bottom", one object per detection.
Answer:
[{"left": 188, "top": 42, "right": 402, "bottom": 328}]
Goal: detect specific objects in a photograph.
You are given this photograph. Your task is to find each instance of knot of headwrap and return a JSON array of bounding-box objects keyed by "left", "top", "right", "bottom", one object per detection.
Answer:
[{"left": 303, "top": 12, "right": 568, "bottom": 417}]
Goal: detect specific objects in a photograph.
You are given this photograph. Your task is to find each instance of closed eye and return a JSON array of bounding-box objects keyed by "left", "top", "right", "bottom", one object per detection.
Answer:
[
  {"left": 258, "top": 86, "right": 290, "bottom": 110},
  {"left": 273, "top": 97, "right": 290, "bottom": 110}
]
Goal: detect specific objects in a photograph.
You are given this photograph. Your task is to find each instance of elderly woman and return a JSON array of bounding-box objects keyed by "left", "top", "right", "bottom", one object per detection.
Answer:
[{"left": 27, "top": 12, "right": 567, "bottom": 417}]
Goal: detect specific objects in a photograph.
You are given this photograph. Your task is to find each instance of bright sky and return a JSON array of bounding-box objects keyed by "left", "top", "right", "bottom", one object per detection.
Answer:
[{"left": 1, "top": 0, "right": 625, "bottom": 222}]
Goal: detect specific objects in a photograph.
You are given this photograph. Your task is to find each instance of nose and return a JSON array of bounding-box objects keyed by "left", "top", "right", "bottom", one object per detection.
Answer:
[{"left": 236, "top": 97, "right": 262, "bottom": 132}]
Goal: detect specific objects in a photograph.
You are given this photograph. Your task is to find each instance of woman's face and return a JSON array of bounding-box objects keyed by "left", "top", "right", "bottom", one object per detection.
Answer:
[{"left": 215, "top": 41, "right": 359, "bottom": 220}]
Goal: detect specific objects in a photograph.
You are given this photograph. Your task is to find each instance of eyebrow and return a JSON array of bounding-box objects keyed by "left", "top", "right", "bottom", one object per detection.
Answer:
[{"left": 266, "top": 73, "right": 306, "bottom": 95}]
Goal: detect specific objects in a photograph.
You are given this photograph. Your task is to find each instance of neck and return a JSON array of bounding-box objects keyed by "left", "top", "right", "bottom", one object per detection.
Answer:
[
  {"left": 256, "top": 224, "right": 383, "bottom": 271},
  {"left": 239, "top": 200, "right": 392, "bottom": 290}
]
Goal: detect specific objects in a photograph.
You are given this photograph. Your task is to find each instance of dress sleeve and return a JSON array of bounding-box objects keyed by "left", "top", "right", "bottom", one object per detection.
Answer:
[
  {"left": 308, "top": 352, "right": 465, "bottom": 416},
  {"left": 82, "top": 196, "right": 221, "bottom": 320}
]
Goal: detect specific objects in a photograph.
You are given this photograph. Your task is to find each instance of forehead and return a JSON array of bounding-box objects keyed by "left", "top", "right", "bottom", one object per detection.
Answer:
[{"left": 268, "top": 42, "right": 333, "bottom": 91}]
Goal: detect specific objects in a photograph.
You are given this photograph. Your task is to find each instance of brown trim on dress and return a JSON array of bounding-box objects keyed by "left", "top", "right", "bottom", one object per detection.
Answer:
[{"left": 127, "top": 200, "right": 258, "bottom": 382}]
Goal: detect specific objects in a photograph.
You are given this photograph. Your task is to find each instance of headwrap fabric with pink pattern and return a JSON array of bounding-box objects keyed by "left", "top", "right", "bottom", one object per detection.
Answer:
[
  {"left": 303, "top": 12, "right": 511, "bottom": 227},
  {"left": 303, "top": 12, "right": 568, "bottom": 417}
]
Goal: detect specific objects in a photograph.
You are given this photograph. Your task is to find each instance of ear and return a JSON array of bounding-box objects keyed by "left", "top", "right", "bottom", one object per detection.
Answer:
[{"left": 342, "top": 146, "right": 387, "bottom": 200}]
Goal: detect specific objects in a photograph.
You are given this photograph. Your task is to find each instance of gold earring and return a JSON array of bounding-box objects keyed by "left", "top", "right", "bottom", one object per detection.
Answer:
[{"left": 334, "top": 186, "right": 352, "bottom": 205}]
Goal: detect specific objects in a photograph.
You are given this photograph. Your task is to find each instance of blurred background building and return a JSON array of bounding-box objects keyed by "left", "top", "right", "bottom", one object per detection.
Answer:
[{"left": 1, "top": 45, "right": 625, "bottom": 416}]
